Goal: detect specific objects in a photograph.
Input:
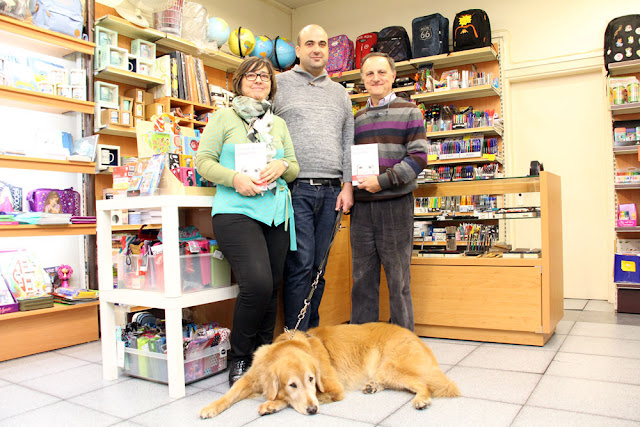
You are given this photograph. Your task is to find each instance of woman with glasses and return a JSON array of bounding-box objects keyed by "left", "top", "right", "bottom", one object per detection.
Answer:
[{"left": 195, "top": 57, "right": 299, "bottom": 386}]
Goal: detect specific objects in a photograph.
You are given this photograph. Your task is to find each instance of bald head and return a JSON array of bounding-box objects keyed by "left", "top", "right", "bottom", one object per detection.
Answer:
[
  {"left": 297, "top": 24, "right": 327, "bottom": 46},
  {"left": 295, "top": 24, "right": 329, "bottom": 77}
]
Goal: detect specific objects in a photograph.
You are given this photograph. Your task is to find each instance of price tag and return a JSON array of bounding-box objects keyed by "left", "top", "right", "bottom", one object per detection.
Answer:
[
  {"left": 482, "top": 154, "right": 496, "bottom": 161},
  {"left": 427, "top": 154, "right": 438, "bottom": 161}
]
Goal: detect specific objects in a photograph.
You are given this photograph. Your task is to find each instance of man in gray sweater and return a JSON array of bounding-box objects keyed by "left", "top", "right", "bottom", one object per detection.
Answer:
[{"left": 273, "top": 24, "right": 354, "bottom": 331}]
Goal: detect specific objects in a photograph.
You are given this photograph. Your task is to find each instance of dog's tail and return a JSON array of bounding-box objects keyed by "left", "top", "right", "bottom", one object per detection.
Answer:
[{"left": 427, "top": 369, "right": 461, "bottom": 398}]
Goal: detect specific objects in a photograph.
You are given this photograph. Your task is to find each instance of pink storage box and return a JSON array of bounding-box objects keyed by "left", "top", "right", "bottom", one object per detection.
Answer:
[{"left": 618, "top": 204, "right": 637, "bottom": 227}]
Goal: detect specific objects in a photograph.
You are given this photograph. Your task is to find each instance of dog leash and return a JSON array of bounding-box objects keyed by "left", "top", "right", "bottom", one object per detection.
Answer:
[{"left": 285, "top": 208, "right": 344, "bottom": 340}]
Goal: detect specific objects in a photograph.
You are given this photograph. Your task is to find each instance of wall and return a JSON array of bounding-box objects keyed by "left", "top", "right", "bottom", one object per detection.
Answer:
[{"left": 291, "top": 1, "right": 635, "bottom": 300}]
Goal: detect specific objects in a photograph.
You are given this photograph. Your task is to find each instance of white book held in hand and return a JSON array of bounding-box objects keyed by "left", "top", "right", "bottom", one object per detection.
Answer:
[
  {"left": 351, "top": 144, "right": 379, "bottom": 186},
  {"left": 235, "top": 143, "right": 267, "bottom": 192}
]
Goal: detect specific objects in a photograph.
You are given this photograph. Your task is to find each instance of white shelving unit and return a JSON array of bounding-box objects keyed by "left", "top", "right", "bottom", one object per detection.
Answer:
[{"left": 96, "top": 195, "right": 238, "bottom": 398}]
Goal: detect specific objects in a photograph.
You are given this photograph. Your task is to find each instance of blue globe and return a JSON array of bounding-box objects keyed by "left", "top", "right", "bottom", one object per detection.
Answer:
[
  {"left": 207, "top": 17, "right": 230, "bottom": 46},
  {"left": 249, "top": 35, "right": 274, "bottom": 59},
  {"left": 270, "top": 37, "right": 296, "bottom": 70}
]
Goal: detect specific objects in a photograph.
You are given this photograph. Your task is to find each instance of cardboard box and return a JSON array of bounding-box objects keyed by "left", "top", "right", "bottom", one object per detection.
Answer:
[
  {"left": 134, "top": 102, "right": 145, "bottom": 118},
  {"left": 101, "top": 108, "right": 119, "bottom": 126},
  {"left": 145, "top": 103, "right": 164, "bottom": 119},
  {"left": 614, "top": 254, "right": 640, "bottom": 283},
  {"left": 125, "top": 88, "right": 145, "bottom": 104},
  {"left": 120, "top": 110, "right": 133, "bottom": 127}
]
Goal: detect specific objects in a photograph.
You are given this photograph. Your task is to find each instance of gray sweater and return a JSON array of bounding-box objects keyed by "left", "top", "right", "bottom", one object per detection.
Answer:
[{"left": 273, "top": 65, "right": 353, "bottom": 182}]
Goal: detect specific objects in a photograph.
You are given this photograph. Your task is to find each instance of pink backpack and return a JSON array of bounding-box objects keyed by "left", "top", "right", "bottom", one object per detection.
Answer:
[{"left": 326, "top": 35, "right": 354, "bottom": 74}]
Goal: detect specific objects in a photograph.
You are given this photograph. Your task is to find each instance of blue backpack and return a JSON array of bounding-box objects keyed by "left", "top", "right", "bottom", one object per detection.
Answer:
[{"left": 29, "top": 0, "right": 83, "bottom": 39}]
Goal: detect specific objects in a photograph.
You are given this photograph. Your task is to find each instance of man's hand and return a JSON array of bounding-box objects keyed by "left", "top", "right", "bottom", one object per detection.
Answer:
[
  {"left": 233, "top": 173, "right": 263, "bottom": 196},
  {"left": 358, "top": 176, "right": 381, "bottom": 193},
  {"left": 336, "top": 182, "right": 354, "bottom": 212}
]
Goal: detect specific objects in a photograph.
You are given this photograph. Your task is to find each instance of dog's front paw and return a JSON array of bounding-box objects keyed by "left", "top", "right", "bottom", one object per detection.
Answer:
[
  {"left": 259, "top": 399, "right": 287, "bottom": 415},
  {"left": 412, "top": 395, "right": 432, "bottom": 410},
  {"left": 363, "top": 381, "right": 382, "bottom": 394},
  {"left": 199, "top": 403, "right": 221, "bottom": 419}
]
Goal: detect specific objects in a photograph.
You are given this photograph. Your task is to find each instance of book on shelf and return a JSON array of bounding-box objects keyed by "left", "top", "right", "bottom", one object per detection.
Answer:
[{"left": 503, "top": 248, "right": 541, "bottom": 259}]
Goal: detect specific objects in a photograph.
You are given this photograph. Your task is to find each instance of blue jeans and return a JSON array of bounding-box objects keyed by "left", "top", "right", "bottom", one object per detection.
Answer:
[{"left": 283, "top": 180, "right": 341, "bottom": 331}]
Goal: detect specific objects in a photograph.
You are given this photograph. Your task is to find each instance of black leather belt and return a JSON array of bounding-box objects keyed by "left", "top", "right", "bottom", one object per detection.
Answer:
[{"left": 296, "top": 178, "right": 341, "bottom": 186}]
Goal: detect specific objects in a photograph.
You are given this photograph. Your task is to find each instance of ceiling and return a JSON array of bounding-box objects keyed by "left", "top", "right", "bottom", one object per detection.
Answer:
[{"left": 270, "top": 0, "right": 321, "bottom": 10}]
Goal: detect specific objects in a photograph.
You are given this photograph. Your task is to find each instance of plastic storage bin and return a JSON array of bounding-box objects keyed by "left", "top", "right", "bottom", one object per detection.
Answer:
[
  {"left": 123, "top": 341, "right": 229, "bottom": 384},
  {"left": 116, "top": 252, "right": 231, "bottom": 292}
]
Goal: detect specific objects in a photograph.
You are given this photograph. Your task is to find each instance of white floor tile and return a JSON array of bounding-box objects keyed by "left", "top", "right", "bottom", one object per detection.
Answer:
[
  {"left": 314, "top": 389, "right": 413, "bottom": 424},
  {"left": 380, "top": 396, "right": 520, "bottom": 427},
  {"left": 527, "top": 376, "right": 640, "bottom": 421},
  {"left": 67, "top": 378, "right": 200, "bottom": 419},
  {"left": 546, "top": 352, "right": 640, "bottom": 385},
  {"left": 131, "top": 389, "right": 262, "bottom": 427},
  {"left": 0, "top": 351, "right": 90, "bottom": 383},
  {"left": 109, "top": 422, "right": 143, "bottom": 427},
  {"left": 560, "top": 335, "right": 640, "bottom": 359},
  {"left": 564, "top": 299, "right": 588, "bottom": 310},
  {"left": 21, "top": 362, "right": 128, "bottom": 399},
  {"left": 247, "top": 410, "right": 375, "bottom": 426},
  {"left": 555, "top": 319, "right": 575, "bottom": 335},
  {"left": 513, "top": 406, "right": 639, "bottom": 426},
  {"left": 55, "top": 340, "right": 103, "bottom": 363},
  {"left": 458, "top": 345, "right": 555, "bottom": 373},
  {"left": 0, "top": 400, "right": 121, "bottom": 426},
  {"left": 0, "top": 384, "right": 60, "bottom": 421},
  {"left": 483, "top": 333, "right": 566, "bottom": 352},
  {"left": 0, "top": 378, "right": 9, "bottom": 387},
  {"left": 583, "top": 300, "right": 615, "bottom": 312},
  {"left": 445, "top": 366, "right": 541, "bottom": 404},
  {"left": 419, "top": 339, "right": 479, "bottom": 365},
  {"left": 570, "top": 321, "right": 640, "bottom": 340},
  {"left": 186, "top": 370, "right": 227, "bottom": 389}
]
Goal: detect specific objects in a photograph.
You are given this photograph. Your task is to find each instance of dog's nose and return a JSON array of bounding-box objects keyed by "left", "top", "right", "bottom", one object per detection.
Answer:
[{"left": 306, "top": 405, "right": 318, "bottom": 415}]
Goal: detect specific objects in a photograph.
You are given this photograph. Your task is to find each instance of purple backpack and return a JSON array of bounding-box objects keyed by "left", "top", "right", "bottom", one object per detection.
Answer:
[
  {"left": 27, "top": 188, "right": 81, "bottom": 216},
  {"left": 326, "top": 35, "right": 354, "bottom": 74}
]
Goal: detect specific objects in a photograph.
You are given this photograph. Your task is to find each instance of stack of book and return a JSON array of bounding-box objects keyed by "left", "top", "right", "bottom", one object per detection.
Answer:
[
  {"left": 503, "top": 248, "right": 542, "bottom": 259},
  {"left": 15, "top": 212, "right": 72, "bottom": 225},
  {"left": 152, "top": 51, "right": 212, "bottom": 105},
  {"left": 51, "top": 287, "right": 98, "bottom": 305},
  {"left": 18, "top": 294, "right": 54, "bottom": 311},
  {"left": 0, "top": 214, "right": 18, "bottom": 225}
]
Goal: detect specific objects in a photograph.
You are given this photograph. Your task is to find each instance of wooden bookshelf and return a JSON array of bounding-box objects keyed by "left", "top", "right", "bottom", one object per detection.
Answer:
[
  {"left": 411, "top": 85, "right": 500, "bottom": 103},
  {"left": 0, "top": 86, "right": 95, "bottom": 114},
  {"left": 427, "top": 126, "right": 503, "bottom": 138},
  {"left": 94, "top": 67, "right": 165, "bottom": 88},
  {"left": 0, "top": 155, "right": 96, "bottom": 174},
  {"left": 0, "top": 224, "right": 96, "bottom": 238}
]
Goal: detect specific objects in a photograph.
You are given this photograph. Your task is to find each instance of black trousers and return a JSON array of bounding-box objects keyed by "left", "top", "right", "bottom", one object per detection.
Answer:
[{"left": 212, "top": 214, "right": 289, "bottom": 362}]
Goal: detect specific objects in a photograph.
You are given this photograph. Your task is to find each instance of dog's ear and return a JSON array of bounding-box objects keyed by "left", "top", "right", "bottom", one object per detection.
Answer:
[
  {"left": 265, "top": 372, "right": 279, "bottom": 401},
  {"left": 314, "top": 362, "right": 324, "bottom": 393}
]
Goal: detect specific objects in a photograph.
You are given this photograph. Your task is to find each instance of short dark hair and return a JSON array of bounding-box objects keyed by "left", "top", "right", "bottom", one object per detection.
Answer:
[
  {"left": 232, "top": 57, "right": 277, "bottom": 100},
  {"left": 360, "top": 52, "right": 396, "bottom": 74}
]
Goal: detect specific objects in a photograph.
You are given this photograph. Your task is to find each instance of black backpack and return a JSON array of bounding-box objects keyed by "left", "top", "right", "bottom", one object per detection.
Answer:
[
  {"left": 412, "top": 13, "right": 449, "bottom": 58},
  {"left": 604, "top": 15, "right": 640, "bottom": 73},
  {"left": 377, "top": 26, "right": 412, "bottom": 62},
  {"left": 453, "top": 9, "right": 491, "bottom": 51}
]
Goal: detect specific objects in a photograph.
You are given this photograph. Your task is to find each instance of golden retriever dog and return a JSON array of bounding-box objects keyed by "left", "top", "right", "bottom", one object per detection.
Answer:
[{"left": 200, "top": 322, "right": 460, "bottom": 418}]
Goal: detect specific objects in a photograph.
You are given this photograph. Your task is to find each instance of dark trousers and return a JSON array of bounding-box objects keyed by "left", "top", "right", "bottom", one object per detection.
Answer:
[
  {"left": 350, "top": 193, "right": 415, "bottom": 331},
  {"left": 212, "top": 214, "right": 289, "bottom": 362},
  {"left": 283, "top": 181, "right": 341, "bottom": 331}
]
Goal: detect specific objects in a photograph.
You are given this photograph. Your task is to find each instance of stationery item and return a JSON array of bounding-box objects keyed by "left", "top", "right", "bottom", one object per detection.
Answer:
[
  {"left": 351, "top": 144, "right": 379, "bottom": 186},
  {"left": 235, "top": 143, "right": 268, "bottom": 192},
  {"left": 27, "top": 188, "right": 81, "bottom": 215}
]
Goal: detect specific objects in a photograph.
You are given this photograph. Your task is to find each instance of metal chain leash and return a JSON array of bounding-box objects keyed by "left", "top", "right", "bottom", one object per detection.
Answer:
[{"left": 285, "top": 208, "right": 344, "bottom": 340}]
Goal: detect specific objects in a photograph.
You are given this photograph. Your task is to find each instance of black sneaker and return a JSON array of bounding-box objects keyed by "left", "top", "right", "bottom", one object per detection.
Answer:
[{"left": 228, "top": 359, "right": 249, "bottom": 387}]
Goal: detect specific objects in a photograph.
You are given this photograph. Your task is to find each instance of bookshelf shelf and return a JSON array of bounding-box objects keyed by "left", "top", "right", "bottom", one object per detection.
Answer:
[
  {"left": 94, "top": 67, "right": 165, "bottom": 88},
  {"left": 94, "top": 15, "right": 164, "bottom": 42},
  {"left": 0, "top": 86, "right": 95, "bottom": 114},
  {"left": 0, "top": 155, "right": 96, "bottom": 174},
  {"left": 0, "top": 224, "right": 97, "bottom": 238},
  {"left": 411, "top": 85, "right": 500, "bottom": 103},
  {"left": 427, "top": 126, "right": 503, "bottom": 138},
  {"left": 427, "top": 156, "right": 503, "bottom": 166},
  {"left": 96, "top": 124, "right": 137, "bottom": 138}
]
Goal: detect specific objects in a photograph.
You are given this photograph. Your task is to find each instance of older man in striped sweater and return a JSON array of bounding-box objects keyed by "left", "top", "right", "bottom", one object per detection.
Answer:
[{"left": 350, "top": 52, "right": 428, "bottom": 331}]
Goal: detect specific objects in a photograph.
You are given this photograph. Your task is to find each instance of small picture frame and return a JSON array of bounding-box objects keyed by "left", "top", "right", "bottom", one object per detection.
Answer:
[
  {"left": 37, "top": 81, "right": 55, "bottom": 95},
  {"left": 130, "top": 39, "right": 156, "bottom": 60},
  {"left": 97, "top": 46, "right": 128, "bottom": 71},
  {"left": 56, "top": 84, "right": 72, "bottom": 98},
  {"left": 72, "top": 134, "right": 99, "bottom": 161},
  {"left": 95, "top": 26, "right": 118, "bottom": 48},
  {"left": 71, "top": 85, "right": 86, "bottom": 101},
  {"left": 48, "top": 69, "right": 67, "bottom": 86},
  {"left": 137, "top": 59, "right": 154, "bottom": 76},
  {"left": 97, "top": 144, "right": 121, "bottom": 171},
  {"left": 69, "top": 69, "right": 86, "bottom": 86},
  {"left": 120, "top": 110, "right": 132, "bottom": 127},
  {"left": 94, "top": 81, "right": 119, "bottom": 109},
  {"left": 120, "top": 96, "right": 133, "bottom": 112}
]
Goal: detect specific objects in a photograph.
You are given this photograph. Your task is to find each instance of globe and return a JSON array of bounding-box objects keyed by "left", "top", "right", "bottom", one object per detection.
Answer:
[
  {"left": 206, "top": 17, "right": 230, "bottom": 47},
  {"left": 249, "top": 35, "right": 274, "bottom": 59},
  {"left": 228, "top": 27, "right": 255, "bottom": 57},
  {"left": 271, "top": 37, "right": 296, "bottom": 70}
]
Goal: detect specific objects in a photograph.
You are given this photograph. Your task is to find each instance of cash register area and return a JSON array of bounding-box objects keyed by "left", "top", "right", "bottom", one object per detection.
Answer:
[{"left": 0, "top": 298, "right": 639, "bottom": 426}]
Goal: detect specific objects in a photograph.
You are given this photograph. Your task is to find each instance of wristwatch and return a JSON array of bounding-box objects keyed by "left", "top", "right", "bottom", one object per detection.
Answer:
[{"left": 282, "top": 159, "right": 289, "bottom": 171}]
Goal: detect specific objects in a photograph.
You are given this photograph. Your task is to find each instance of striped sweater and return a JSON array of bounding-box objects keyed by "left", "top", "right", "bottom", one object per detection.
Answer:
[{"left": 353, "top": 97, "right": 428, "bottom": 201}]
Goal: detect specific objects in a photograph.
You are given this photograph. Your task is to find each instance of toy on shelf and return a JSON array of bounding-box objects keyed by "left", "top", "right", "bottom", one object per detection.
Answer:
[{"left": 57, "top": 264, "right": 73, "bottom": 288}]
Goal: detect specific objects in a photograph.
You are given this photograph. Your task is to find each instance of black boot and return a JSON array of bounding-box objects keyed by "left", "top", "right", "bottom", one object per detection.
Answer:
[{"left": 228, "top": 359, "right": 249, "bottom": 387}]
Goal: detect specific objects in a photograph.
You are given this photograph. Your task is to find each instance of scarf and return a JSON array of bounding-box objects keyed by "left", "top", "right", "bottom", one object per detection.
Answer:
[{"left": 232, "top": 96, "right": 277, "bottom": 193}]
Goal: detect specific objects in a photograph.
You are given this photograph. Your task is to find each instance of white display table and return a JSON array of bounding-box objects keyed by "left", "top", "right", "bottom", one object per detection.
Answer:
[{"left": 96, "top": 195, "right": 238, "bottom": 398}]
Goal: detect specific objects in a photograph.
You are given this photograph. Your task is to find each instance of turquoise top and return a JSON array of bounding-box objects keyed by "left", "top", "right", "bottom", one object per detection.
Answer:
[{"left": 195, "top": 108, "right": 300, "bottom": 250}]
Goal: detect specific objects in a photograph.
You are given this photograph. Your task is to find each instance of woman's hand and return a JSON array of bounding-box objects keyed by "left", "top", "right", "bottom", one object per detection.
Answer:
[
  {"left": 233, "top": 173, "right": 263, "bottom": 196},
  {"left": 259, "top": 159, "right": 287, "bottom": 184}
]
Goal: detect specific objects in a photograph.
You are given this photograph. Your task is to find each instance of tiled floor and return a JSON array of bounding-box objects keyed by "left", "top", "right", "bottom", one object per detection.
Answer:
[{"left": 1, "top": 299, "right": 640, "bottom": 426}]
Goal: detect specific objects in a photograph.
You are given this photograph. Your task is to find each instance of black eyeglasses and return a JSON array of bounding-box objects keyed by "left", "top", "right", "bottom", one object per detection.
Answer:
[{"left": 244, "top": 72, "right": 271, "bottom": 82}]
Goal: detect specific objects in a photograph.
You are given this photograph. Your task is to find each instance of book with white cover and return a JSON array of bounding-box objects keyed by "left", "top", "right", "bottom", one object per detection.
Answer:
[
  {"left": 351, "top": 144, "right": 379, "bottom": 186},
  {"left": 235, "top": 143, "right": 267, "bottom": 192}
]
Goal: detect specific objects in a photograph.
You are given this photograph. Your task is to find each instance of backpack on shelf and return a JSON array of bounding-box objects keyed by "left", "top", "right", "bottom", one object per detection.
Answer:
[
  {"left": 326, "top": 34, "right": 354, "bottom": 74},
  {"left": 355, "top": 32, "right": 378, "bottom": 69},
  {"left": 604, "top": 15, "right": 640, "bottom": 73},
  {"left": 29, "top": 0, "right": 84, "bottom": 39},
  {"left": 377, "top": 26, "right": 412, "bottom": 62},
  {"left": 0, "top": 0, "right": 29, "bottom": 20},
  {"left": 412, "top": 13, "right": 449, "bottom": 59},
  {"left": 453, "top": 9, "right": 491, "bottom": 52}
]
